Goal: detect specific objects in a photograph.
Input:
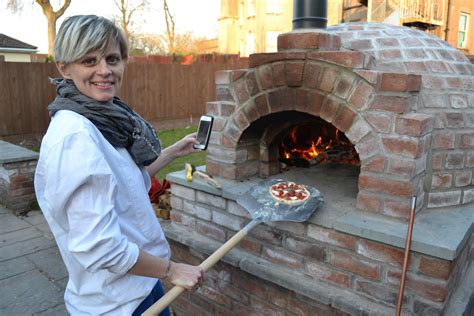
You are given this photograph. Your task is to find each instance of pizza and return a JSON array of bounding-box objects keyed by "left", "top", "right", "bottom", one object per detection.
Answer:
[{"left": 269, "top": 181, "right": 310, "bottom": 205}]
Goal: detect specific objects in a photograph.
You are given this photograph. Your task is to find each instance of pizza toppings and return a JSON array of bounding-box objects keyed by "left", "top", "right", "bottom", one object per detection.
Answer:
[{"left": 269, "top": 181, "right": 310, "bottom": 205}]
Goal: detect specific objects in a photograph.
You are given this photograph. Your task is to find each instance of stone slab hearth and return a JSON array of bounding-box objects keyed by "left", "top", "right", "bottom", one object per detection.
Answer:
[{"left": 168, "top": 167, "right": 472, "bottom": 261}]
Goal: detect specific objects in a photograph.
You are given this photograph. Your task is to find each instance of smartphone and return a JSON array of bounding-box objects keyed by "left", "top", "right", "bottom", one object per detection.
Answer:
[{"left": 193, "top": 115, "right": 214, "bottom": 150}]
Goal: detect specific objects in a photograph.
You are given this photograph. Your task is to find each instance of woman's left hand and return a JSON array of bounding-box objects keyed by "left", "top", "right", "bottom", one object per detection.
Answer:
[{"left": 170, "top": 133, "right": 199, "bottom": 158}]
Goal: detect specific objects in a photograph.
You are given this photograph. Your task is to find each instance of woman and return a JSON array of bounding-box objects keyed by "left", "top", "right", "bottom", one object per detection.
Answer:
[{"left": 34, "top": 15, "right": 203, "bottom": 315}]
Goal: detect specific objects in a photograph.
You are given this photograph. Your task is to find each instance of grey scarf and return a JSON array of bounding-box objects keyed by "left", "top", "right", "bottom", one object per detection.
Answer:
[{"left": 48, "top": 78, "right": 161, "bottom": 167}]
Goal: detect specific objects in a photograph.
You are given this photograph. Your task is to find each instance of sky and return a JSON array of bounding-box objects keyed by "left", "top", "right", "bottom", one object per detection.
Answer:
[{"left": 0, "top": 0, "right": 221, "bottom": 53}]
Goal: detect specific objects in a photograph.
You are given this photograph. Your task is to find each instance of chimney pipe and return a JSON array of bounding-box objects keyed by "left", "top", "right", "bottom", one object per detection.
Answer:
[{"left": 292, "top": 0, "right": 327, "bottom": 30}]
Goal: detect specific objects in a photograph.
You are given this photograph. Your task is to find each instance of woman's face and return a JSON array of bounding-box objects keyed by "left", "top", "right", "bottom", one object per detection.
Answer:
[{"left": 57, "top": 42, "right": 125, "bottom": 102}]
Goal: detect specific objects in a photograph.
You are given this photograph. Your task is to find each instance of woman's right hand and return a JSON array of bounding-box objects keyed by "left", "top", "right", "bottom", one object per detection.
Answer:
[{"left": 168, "top": 262, "right": 204, "bottom": 291}]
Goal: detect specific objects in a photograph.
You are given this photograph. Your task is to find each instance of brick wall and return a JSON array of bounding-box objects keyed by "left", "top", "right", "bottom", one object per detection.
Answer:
[
  {"left": 167, "top": 183, "right": 473, "bottom": 315},
  {"left": 204, "top": 23, "right": 474, "bottom": 217}
]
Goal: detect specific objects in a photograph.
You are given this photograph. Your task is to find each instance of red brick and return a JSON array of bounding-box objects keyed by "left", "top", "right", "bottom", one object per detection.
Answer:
[
  {"left": 285, "top": 236, "right": 326, "bottom": 261},
  {"left": 431, "top": 173, "right": 453, "bottom": 189},
  {"left": 234, "top": 108, "right": 250, "bottom": 130},
  {"left": 355, "top": 138, "right": 379, "bottom": 160},
  {"left": 364, "top": 112, "right": 392, "bottom": 133},
  {"left": 431, "top": 152, "right": 444, "bottom": 170},
  {"left": 330, "top": 249, "right": 381, "bottom": 280},
  {"left": 305, "top": 262, "right": 351, "bottom": 288},
  {"left": 220, "top": 103, "right": 236, "bottom": 116},
  {"left": 387, "top": 157, "right": 416, "bottom": 178},
  {"left": 355, "top": 280, "right": 399, "bottom": 306},
  {"left": 196, "top": 220, "right": 226, "bottom": 242},
  {"left": 348, "top": 81, "right": 374, "bottom": 110},
  {"left": 254, "top": 94, "right": 270, "bottom": 117},
  {"left": 334, "top": 75, "right": 356, "bottom": 99},
  {"left": 170, "top": 210, "right": 196, "bottom": 228},
  {"left": 233, "top": 79, "right": 250, "bottom": 104},
  {"left": 237, "top": 238, "right": 261, "bottom": 255},
  {"left": 250, "top": 225, "right": 283, "bottom": 246},
  {"left": 379, "top": 49, "right": 403, "bottom": 61},
  {"left": 445, "top": 112, "right": 464, "bottom": 128},
  {"left": 249, "top": 52, "right": 285, "bottom": 68},
  {"left": 460, "top": 133, "right": 474, "bottom": 149},
  {"left": 432, "top": 132, "right": 455, "bottom": 149},
  {"left": 318, "top": 67, "right": 338, "bottom": 92},
  {"left": 395, "top": 113, "right": 433, "bottom": 136},
  {"left": 381, "top": 136, "right": 423, "bottom": 159},
  {"left": 446, "top": 152, "right": 465, "bottom": 169},
  {"left": 384, "top": 198, "right": 411, "bottom": 219},
  {"left": 359, "top": 175, "right": 414, "bottom": 197},
  {"left": 272, "top": 63, "right": 286, "bottom": 86},
  {"left": 350, "top": 39, "right": 373, "bottom": 51},
  {"left": 370, "top": 95, "right": 409, "bottom": 113},
  {"left": 380, "top": 73, "right": 421, "bottom": 92},
  {"left": 303, "top": 62, "right": 322, "bottom": 88},
  {"left": 286, "top": 62, "right": 305, "bottom": 87},
  {"left": 454, "top": 171, "right": 472, "bottom": 187},
  {"left": 387, "top": 270, "right": 448, "bottom": 302},
  {"left": 418, "top": 256, "right": 452, "bottom": 280},
  {"left": 268, "top": 88, "right": 295, "bottom": 113},
  {"left": 356, "top": 192, "right": 381, "bottom": 213},
  {"left": 346, "top": 118, "right": 371, "bottom": 143},
  {"left": 360, "top": 155, "right": 385, "bottom": 172},
  {"left": 262, "top": 246, "right": 304, "bottom": 269},
  {"left": 302, "top": 90, "right": 325, "bottom": 116},
  {"left": 199, "top": 286, "right": 233, "bottom": 307},
  {"left": 278, "top": 32, "right": 323, "bottom": 50},
  {"left": 257, "top": 64, "right": 274, "bottom": 90},
  {"left": 307, "top": 225, "right": 357, "bottom": 251},
  {"left": 307, "top": 51, "right": 365, "bottom": 68},
  {"left": 243, "top": 101, "right": 260, "bottom": 123},
  {"left": 333, "top": 106, "right": 356, "bottom": 132},
  {"left": 427, "top": 191, "right": 462, "bottom": 208},
  {"left": 357, "top": 239, "right": 405, "bottom": 267},
  {"left": 245, "top": 72, "right": 260, "bottom": 96},
  {"left": 319, "top": 97, "right": 341, "bottom": 123},
  {"left": 354, "top": 70, "right": 379, "bottom": 85}
]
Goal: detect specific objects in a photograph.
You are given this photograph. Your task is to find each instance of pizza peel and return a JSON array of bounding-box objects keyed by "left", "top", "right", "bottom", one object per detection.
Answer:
[{"left": 143, "top": 179, "right": 323, "bottom": 316}]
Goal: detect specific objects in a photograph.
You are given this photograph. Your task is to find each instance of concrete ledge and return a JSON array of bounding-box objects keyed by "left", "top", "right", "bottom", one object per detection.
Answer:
[
  {"left": 167, "top": 167, "right": 473, "bottom": 261},
  {"left": 162, "top": 221, "right": 393, "bottom": 316},
  {"left": 0, "top": 140, "right": 39, "bottom": 164},
  {"left": 0, "top": 141, "right": 39, "bottom": 213}
]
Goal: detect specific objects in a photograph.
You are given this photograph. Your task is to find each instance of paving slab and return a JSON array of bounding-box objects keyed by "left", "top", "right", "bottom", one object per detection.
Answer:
[{"left": 0, "top": 270, "right": 64, "bottom": 315}]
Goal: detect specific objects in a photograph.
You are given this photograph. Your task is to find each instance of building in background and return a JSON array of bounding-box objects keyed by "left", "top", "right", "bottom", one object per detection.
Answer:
[
  {"left": 0, "top": 33, "right": 38, "bottom": 62},
  {"left": 217, "top": 0, "right": 473, "bottom": 56}
]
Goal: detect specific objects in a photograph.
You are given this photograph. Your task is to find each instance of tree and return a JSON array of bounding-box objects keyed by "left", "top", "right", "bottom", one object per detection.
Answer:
[
  {"left": 7, "top": 0, "right": 72, "bottom": 56},
  {"left": 113, "top": 0, "right": 150, "bottom": 42},
  {"left": 163, "top": 0, "right": 175, "bottom": 54}
]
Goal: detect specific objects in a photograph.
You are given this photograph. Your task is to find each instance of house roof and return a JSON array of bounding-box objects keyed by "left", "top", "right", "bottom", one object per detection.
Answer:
[{"left": 0, "top": 33, "right": 37, "bottom": 50}]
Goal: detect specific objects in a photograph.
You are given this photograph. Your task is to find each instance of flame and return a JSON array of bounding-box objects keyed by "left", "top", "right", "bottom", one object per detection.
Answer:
[{"left": 279, "top": 123, "right": 360, "bottom": 166}]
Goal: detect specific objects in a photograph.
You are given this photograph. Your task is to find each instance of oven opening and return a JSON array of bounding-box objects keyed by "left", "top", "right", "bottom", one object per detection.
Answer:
[{"left": 279, "top": 118, "right": 360, "bottom": 169}]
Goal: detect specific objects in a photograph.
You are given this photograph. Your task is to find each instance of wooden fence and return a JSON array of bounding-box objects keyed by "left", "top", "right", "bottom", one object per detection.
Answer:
[{"left": 0, "top": 60, "right": 248, "bottom": 137}]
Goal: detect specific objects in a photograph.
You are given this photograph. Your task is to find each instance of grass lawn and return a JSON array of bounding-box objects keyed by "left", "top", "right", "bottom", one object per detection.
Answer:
[{"left": 155, "top": 125, "right": 207, "bottom": 181}]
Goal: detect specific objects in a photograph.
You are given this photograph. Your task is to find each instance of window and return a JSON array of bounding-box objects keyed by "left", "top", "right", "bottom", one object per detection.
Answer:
[
  {"left": 457, "top": 12, "right": 470, "bottom": 49},
  {"left": 247, "top": 0, "right": 255, "bottom": 17},
  {"left": 266, "top": 31, "right": 280, "bottom": 52},
  {"left": 246, "top": 32, "right": 255, "bottom": 56},
  {"left": 267, "top": 0, "right": 283, "bottom": 14}
]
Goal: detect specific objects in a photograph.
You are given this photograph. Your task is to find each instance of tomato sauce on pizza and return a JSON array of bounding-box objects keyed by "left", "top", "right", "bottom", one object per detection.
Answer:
[{"left": 269, "top": 181, "right": 310, "bottom": 205}]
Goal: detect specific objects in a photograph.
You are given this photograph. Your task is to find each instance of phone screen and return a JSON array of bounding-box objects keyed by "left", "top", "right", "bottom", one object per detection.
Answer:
[{"left": 196, "top": 120, "right": 211, "bottom": 145}]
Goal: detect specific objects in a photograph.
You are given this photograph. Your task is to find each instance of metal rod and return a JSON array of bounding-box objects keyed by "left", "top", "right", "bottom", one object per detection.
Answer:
[{"left": 396, "top": 196, "right": 417, "bottom": 316}]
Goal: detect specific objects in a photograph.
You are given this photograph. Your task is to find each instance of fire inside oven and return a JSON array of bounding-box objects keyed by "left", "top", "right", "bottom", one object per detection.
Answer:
[{"left": 278, "top": 118, "right": 360, "bottom": 168}]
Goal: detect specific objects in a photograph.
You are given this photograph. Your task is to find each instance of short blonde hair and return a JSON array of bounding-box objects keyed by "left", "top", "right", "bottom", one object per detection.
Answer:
[{"left": 54, "top": 15, "right": 128, "bottom": 64}]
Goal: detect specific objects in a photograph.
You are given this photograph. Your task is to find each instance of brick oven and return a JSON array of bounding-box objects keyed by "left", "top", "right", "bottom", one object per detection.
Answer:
[{"left": 163, "top": 2, "right": 474, "bottom": 315}]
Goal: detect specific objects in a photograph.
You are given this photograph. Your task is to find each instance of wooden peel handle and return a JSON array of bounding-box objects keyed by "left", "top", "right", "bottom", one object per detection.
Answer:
[{"left": 142, "top": 228, "right": 250, "bottom": 315}]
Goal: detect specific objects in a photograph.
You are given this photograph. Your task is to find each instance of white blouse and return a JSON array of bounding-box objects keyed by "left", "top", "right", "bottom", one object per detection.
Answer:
[{"left": 34, "top": 110, "right": 170, "bottom": 315}]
